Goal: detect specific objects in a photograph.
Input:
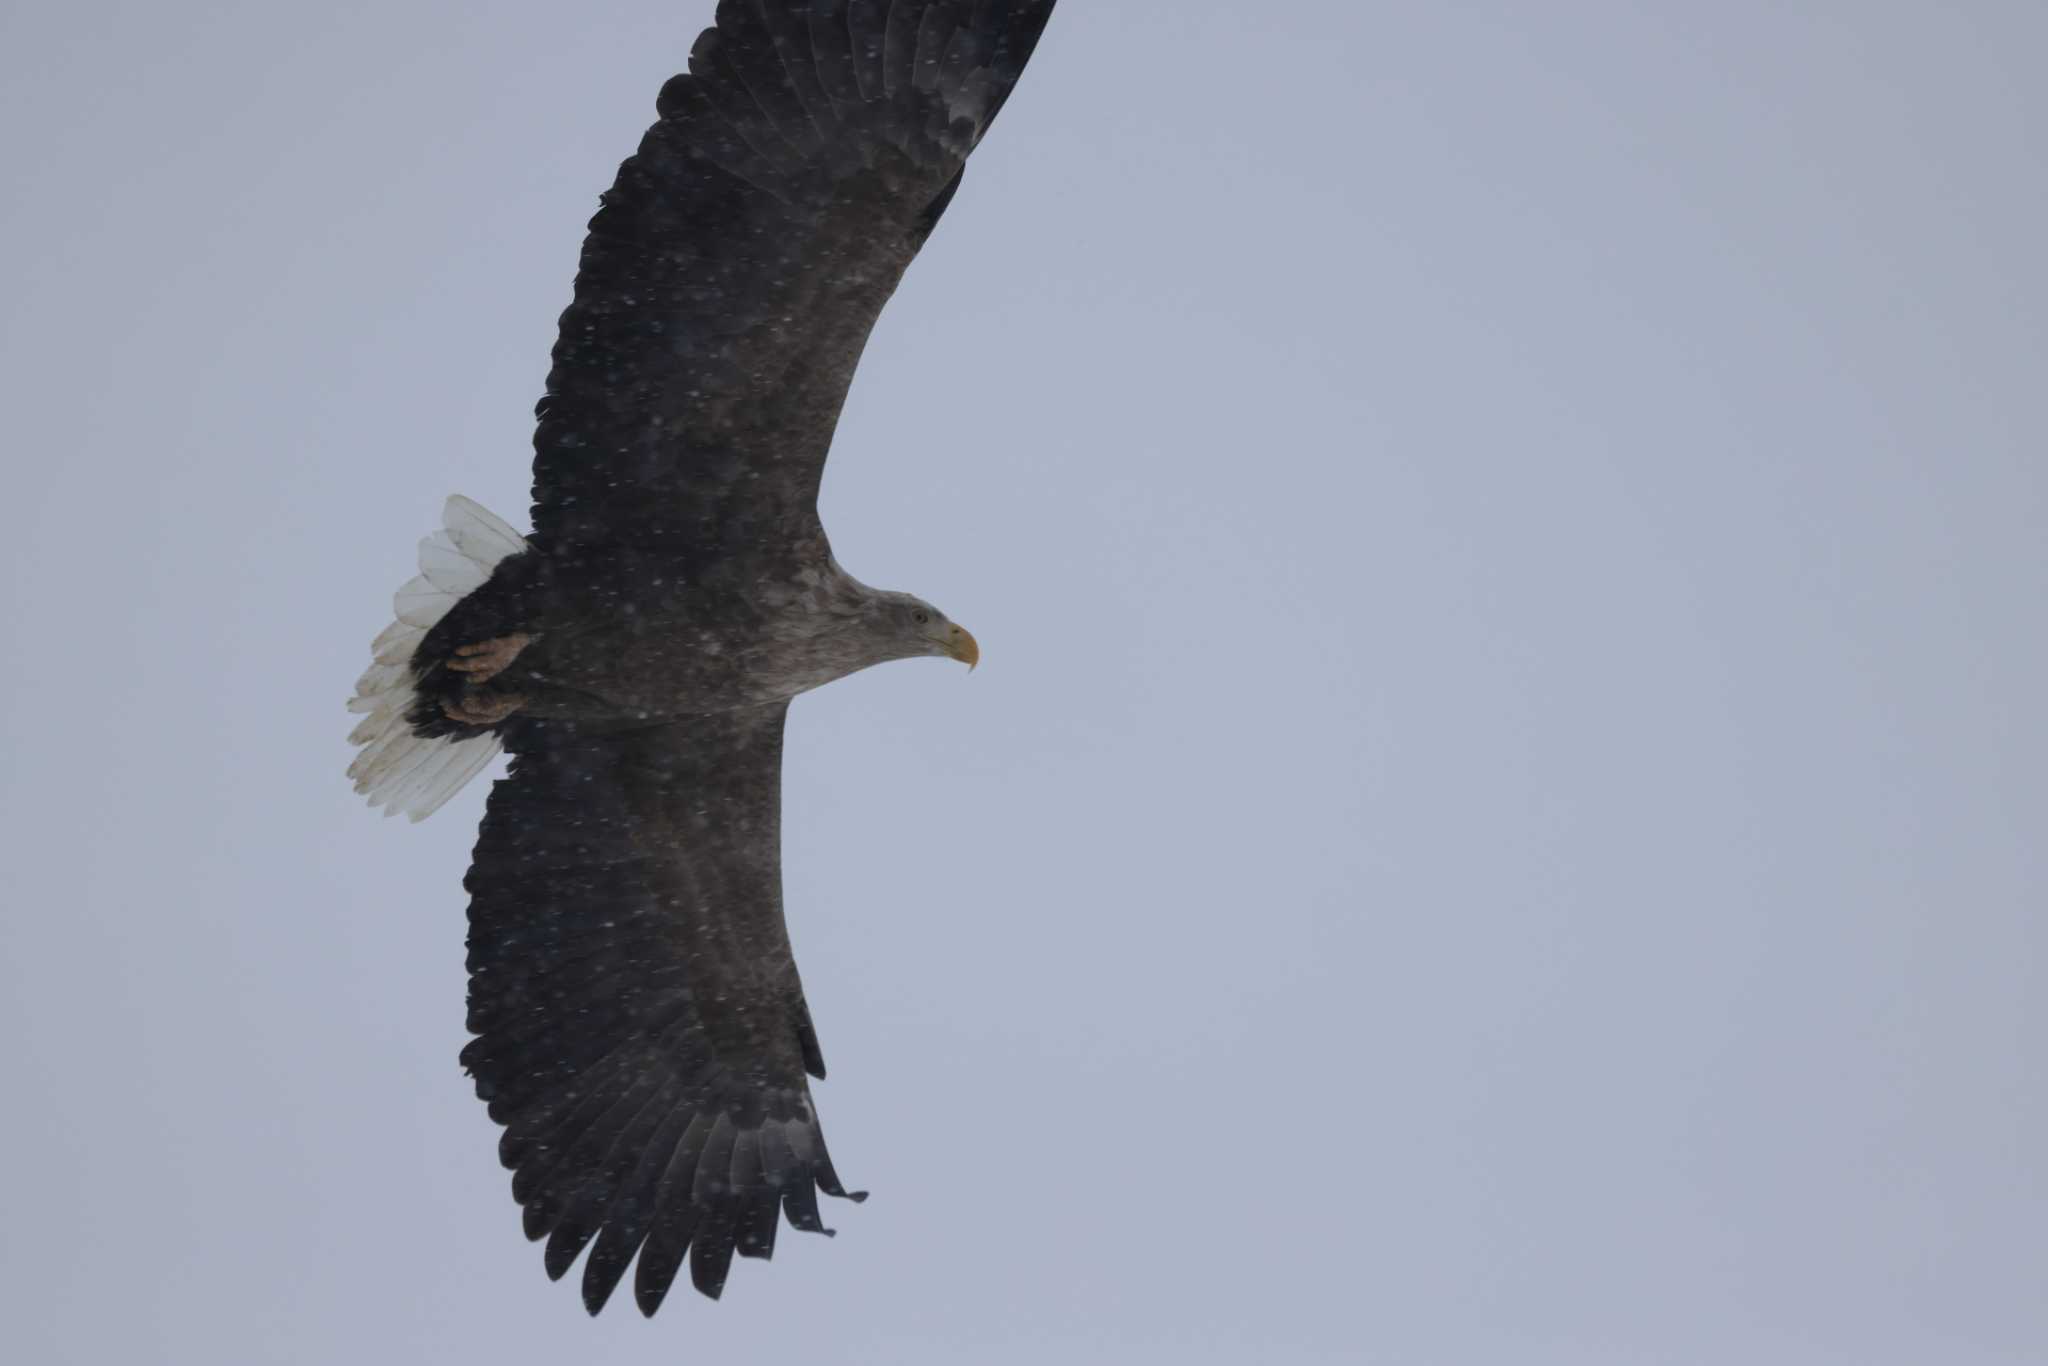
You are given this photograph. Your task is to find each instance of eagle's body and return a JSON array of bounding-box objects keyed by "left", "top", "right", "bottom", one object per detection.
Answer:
[
  {"left": 345, "top": 0, "right": 1054, "bottom": 1317},
  {"left": 412, "top": 541, "right": 932, "bottom": 727}
]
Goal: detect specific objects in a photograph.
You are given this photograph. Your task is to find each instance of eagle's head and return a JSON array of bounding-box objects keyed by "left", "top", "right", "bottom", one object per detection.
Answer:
[{"left": 872, "top": 591, "right": 980, "bottom": 670}]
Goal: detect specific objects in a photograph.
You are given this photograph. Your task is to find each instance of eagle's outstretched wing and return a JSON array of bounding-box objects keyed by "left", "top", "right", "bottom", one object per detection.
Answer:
[
  {"left": 530, "top": 0, "right": 1056, "bottom": 560},
  {"left": 461, "top": 705, "right": 860, "bottom": 1313}
]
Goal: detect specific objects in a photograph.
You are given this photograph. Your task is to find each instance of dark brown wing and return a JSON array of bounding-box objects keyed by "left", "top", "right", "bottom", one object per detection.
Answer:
[
  {"left": 460, "top": 704, "right": 862, "bottom": 1314},
  {"left": 530, "top": 0, "right": 1056, "bottom": 560}
]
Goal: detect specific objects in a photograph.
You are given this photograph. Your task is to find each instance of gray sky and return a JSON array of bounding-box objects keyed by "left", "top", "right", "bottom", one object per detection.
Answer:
[{"left": 3, "top": 2, "right": 2044, "bottom": 1362}]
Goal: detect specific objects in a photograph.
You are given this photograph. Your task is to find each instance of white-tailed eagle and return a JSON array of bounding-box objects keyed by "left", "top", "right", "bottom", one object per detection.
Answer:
[{"left": 345, "top": 0, "right": 1056, "bottom": 1315}]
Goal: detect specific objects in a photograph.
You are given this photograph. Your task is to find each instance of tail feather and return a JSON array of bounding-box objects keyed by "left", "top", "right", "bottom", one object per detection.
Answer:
[{"left": 348, "top": 496, "right": 528, "bottom": 821}]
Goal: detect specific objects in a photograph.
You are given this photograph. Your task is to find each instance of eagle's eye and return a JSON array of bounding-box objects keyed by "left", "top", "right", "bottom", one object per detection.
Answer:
[{"left": 912, "top": 609, "right": 930, "bottom": 625}]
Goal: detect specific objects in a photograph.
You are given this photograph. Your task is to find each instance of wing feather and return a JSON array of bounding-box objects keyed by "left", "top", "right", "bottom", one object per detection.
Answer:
[
  {"left": 689, "top": 1204, "right": 740, "bottom": 1300},
  {"left": 846, "top": 0, "right": 890, "bottom": 101},
  {"left": 806, "top": 0, "right": 866, "bottom": 112},
  {"left": 543, "top": 1077, "right": 682, "bottom": 1280},
  {"left": 577, "top": 1100, "right": 698, "bottom": 1313}
]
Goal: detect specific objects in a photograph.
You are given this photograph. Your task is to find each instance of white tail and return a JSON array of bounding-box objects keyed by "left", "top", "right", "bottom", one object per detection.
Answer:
[{"left": 347, "top": 495, "right": 529, "bottom": 821}]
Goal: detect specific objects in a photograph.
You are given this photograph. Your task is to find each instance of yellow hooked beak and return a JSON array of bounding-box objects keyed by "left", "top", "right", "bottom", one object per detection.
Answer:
[{"left": 945, "top": 623, "right": 980, "bottom": 671}]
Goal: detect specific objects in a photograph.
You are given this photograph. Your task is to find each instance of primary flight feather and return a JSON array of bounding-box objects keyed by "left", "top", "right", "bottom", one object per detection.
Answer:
[{"left": 346, "top": 0, "right": 1055, "bottom": 1315}]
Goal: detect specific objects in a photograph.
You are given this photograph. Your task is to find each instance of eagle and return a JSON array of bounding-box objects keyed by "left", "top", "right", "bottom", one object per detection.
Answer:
[{"left": 344, "top": 0, "right": 1056, "bottom": 1316}]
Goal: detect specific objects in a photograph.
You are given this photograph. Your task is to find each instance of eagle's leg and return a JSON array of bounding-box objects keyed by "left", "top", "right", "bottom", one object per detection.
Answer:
[{"left": 447, "top": 632, "right": 534, "bottom": 685}]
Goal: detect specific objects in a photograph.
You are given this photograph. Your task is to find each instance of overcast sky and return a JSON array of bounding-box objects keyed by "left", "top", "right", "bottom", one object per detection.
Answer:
[{"left": 3, "top": 3, "right": 2045, "bottom": 1363}]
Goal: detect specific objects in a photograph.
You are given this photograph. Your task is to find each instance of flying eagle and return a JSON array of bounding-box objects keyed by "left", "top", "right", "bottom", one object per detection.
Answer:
[{"left": 345, "top": 0, "right": 1056, "bottom": 1315}]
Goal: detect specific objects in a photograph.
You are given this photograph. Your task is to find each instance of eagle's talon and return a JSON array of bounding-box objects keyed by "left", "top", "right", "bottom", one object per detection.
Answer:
[
  {"left": 445, "top": 632, "right": 534, "bottom": 684},
  {"left": 442, "top": 691, "right": 527, "bottom": 726}
]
